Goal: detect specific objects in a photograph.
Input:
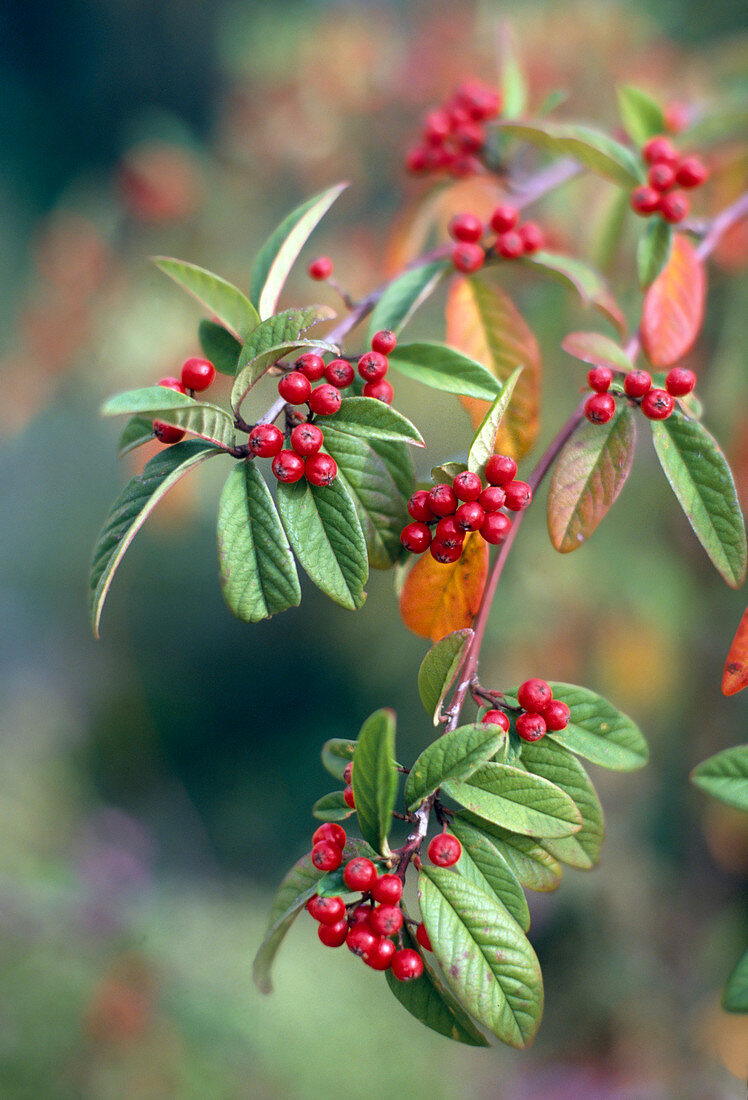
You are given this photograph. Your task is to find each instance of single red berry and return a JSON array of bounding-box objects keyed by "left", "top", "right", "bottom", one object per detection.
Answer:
[
  {"left": 518, "top": 221, "right": 544, "bottom": 253},
  {"left": 346, "top": 923, "right": 378, "bottom": 958},
  {"left": 308, "top": 256, "right": 333, "bottom": 280},
  {"left": 371, "top": 330, "right": 397, "bottom": 355},
  {"left": 305, "top": 453, "right": 338, "bottom": 487},
  {"left": 630, "top": 185, "right": 661, "bottom": 216},
  {"left": 543, "top": 700, "right": 571, "bottom": 731},
  {"left": 325, "top": 358, "right": 355, "bottom": 389},
  {"left": 357, "top": 351, "right": 389, "bottom": 383},
  {"left": 517, "top": 678, "right": 553, "bottom": 713},
  {"left": 452, "top": 470, "right": 483, "bottom": 502},
  {"left": 405, "top": 146, "right": 429, "bottom": 174},
  {"left": 362, "top": 379, "right": 394, "bottom": 404},
  {"left": 343, "top": 857, "right": 378, "bottom": 893},
  {"left": 587, "top": 366, "right": 614, "bottom": 393},
  {"left": 480, "top": 511, "right": 511, "bottom": 545},
  {"left": 349, "top": 904, "right": 371, "bottom": 925},
  {"left": 482, "top": 709, "right": 510, "bottom": 731},
  {"left": 448, "top": 212, "right": 484, "bottom": 243},
  {"left": 624, "top": 369, "right": 652, "bottom": 398},
  {"left": 665, "top": 367, "right": 696, "bottom": 396},
  {"left": 311, "top": 842, "right": 343, "bottom": 872},
  {"left": 391, "top": 948, "right": 424, "bottom": 982},
  {"left": 343, "top": 785, "right": 355, "bottom": 808},
  {"left": 158, "top": 376, "right": 186, "bottom": 393},
  {"left": 664, "top": 101, "right": 690, "bottom": 134},
  {"left": 248, "top": 423, "right": 284, "bottom": 457},
  {"left": 430, "top": 540, "right": 463, "bottom": 564},
  {"left": 455, "top": 502, "right": 485, "bottom": 531},
  {"left": 415, "top": 923, "right": 433, "bottom": 952},
  {"left": 369, "top": 905, "right": 403, "bottom": 937},
  {"left": 478, "top": 486, "right": 506, "bottom": 512},
  {"left": 427, "top": 833, "right": 462, "bottom": 868},
  {"left": 278, "top": 371, "right": 312, "bottom": 405},
  {"left": 312, "top": 823, "right": 346, "bottom": 849},
  {"left": 648, "top": 162, "right": 677, "bottom": 192},
  {"left": 434, "top": 516, "right": 464, "bottom": 548},
  {"left": 584, "top": 392, "right": 617, "bottom": 425},
  {"left": 516, "top": 712, "right": 547, "bottom": 742},
  {"left": 342, "top": 761, "right": 353, "bottom": 785},
  {"left": 642, "top": 136, "right": 678, "bottom": 167},
  {"left": 496, "top": 231, "right": 524, "bottom": 260},
  {"left": 675, "top": 156, "right": 708, "bottom": 188},
  {"left": 318, "top": 919, "right": 348, "bottom": 947},
  {"left": 181, "top": 357, "right": 215, "bottom": 392},
  {"left": 429, "top": 483, "right": 458, "bottom": 517},
  {"left": 407, "top": 490, "right": 435, "bottom": 522},
  {"left": 485, "top": 454, "right": 517, "bottom": 486},
  {"left": 401, "top": 521, "right": 432, "bottom": 554},
  {"left": 295, "top": 353, "right": 326, "bottom": 381},
  {"left": 641, "top": 388, "right": 675, "bottom": 419},
  {"left": 365, "top": 936, "right": 397, "bottom": 971},
  {"left": 153, "top": 420, "right": 185, "bottom": 445},
  {"left": 371, "top": 874, "right": 403, "bottom": 905},
  {"left": 504, "top": 480, "right": 533, "bottom": 511},
  {"left": 290, "top": 422, "right": 324, "bottom": 457},
  {"left": 452, "top": 241, "right": 485, "bottom": 273},
  {"left": 308, "top": 383, "right": 342, "bottom": 416},
  {"left": 272, "top": 450, "right": 305, "bottom": 483},
  {"left": 659, "top": 191, "right": 689, "bottom": 224},
  {"left": 490, "top": 204, "right": 520, "bottom": 233},
  {"left": 307, "top": 895, "right": 346, "bottom": 925}
]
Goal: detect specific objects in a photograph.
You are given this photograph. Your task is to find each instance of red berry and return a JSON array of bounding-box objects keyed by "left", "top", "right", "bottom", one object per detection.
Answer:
[
  {"left": 158, "top": 376, "right": 186, "bottom": 393},
  {"left": 311, "top": 842, "right": 343, "bottom": 872},
  {"left": 357, "top": 351, "right": 389, "bottom": 383},
  {"left": 482, "top": 709, "right": 510, "bottom": 731},
  {"left": 543, "top": 700, "right": 571, "bottom": 731},
  {"left": 295, "top": 353, "right": 326, "bottom": 381},
  {"left": 429, "top": 484, "right": 458, "bottom": 517},
  {"left": 153, "top": 420, "right": 185, "bottom": 445},
  {"left": 504, "top": 480, "right": 533, "bottom": 511},
  {"left": 427, "top": 833, "right": 462, "bottom": 868},
  {"left": 305, "top": 453, "right": 338, "bottom": 487},
  {"left": 517, "top": 678, "right": 553, "bottom": 713},
  {"left": 455, "top": 502, "right": 485, "bottom": 531},
  {"left": 516, "top": 712, "right": 547, "bottom": 742},
  {"left": 391, "top": 948, "right": 424, "bottom": 982},
  {"left": 343, "top": 858, "right": 378, "bottom": 893},
  {"left": 642, "top": 136, "right": 678, "bottom": 167},
  {"left": 478, "top": 486, "right": 506, "bottom": 512},
  {"left": 405, "top": 146, "right": 429, "bottom": 174},
  {"left": 362, "top": 379, "right": 394, "bottom": 404},
  {"left": 455, "top": 121, "right": 485, "bottom": 153},
  {"left": 624, "top": 370, "right": 652, "bottom": 398},
  {"left": 587, "top": 366, "right": 614, "bottom": 393},
  {"left": 272, "top": 450, "right": 306, "bottom": 483},
  {"left": 648, "top": 163, "right": 677, "bottom": 192},
  {"left": 325, "top": 358, "right": 355, "bottom": 389},
  {"left": 407, "top": 490, "right": 435, "bottom": 522},
  {"left": 452, "top": 242, "right": 485, "bottom": 273},
  {"left": 371, "top": 874, "right": 403, "bottom": 905},
  {"left": 401, "top": 521, "right": 432, "bottom": 554},
  {"left": 485, "top": 454, "right": 517, "bottom": 486},
  {"left": 630, "top": 185, "right": 661, "bottom": 216},
  {"left": 659, "top": 191, "right": 689, "bottom": 224},
  {"left": 584, "top": 392, "right": 617, "bottom": 425},
  {"left": 434, "top": 516, "right": 464, "bottom": 548},
  {"left": 248, "top": 423, "right": 284, "bottom": 457},
  {"left": 290, "top": 422, "right": 324, "bottom": 457},
  {"left": 664, "top": 101, "right": 690, "bottom": 135},
  {"left": 181, "top": 357, "right": 215, "bottom": 392},
  {"left": 307, "top": 895, "right": 346, "bottom": 924},
  {"left": 490, "top": 204, "right": 519, "bottom": 233},
  {"left": 480, "top": 511, "right": 511, "bottom": 545},
  {"left": 308, "top": 384, "right": 342, "bottom": 416},
  {"left": 349, "top": 904, "right": 371, "bottom": 925},
  {"left": 318, "top": 919, "right": 349, "bottom": 947},
  {"left": 665, "top": 367, "right": 696, "bottom": 396},
  {"left": 424, "top": 109, "right": 451, "bottom": 144},
  {"left": 518, "top": 221, "right": 544, "bottom": 253},
  {"left": 312, "top": 823, "right": 346, "bottom": 849},
  {"left": 452, "top": 470, "right": 483, "bottom": 502},
  {"left": 371, "top": 330, "right": 397, "bottom": 355},
  {"left": 308, "top": 256, "right": 333, "bottom": 280},
  {"left": 496, "top": 231, "right": 524, "bottom": 260},
  {"left": 448, "top": 212, "right": 483, "bottom": 243},
  {"left": 343, "top": 785, "right": 355, "bottom": 808},
  {"left": 346, "top": 923, "right": 377, "bottom": 958},
  {"left": 342, "top": 761, "right": 353, "bottom": 785},
  {"left": 415, "top": 923, "right": 433, "bottom": 952},
  {"left": 365, "top": 936, "right": 397, "bottom": 970},
  {"left": 369, "top": 905, "right": 403, "bottom": 936},
  {"left": 430, "top": 541, "right": 462, "bottom": 564},
  {"left": 641, "top": 388, "right": 675, "bottom": 419},
  {"left": 278, "top": 371, "right": 312, "bottom": 405},
  {"left": 675, "top": 156, "right": 708, "bottom": 189}
]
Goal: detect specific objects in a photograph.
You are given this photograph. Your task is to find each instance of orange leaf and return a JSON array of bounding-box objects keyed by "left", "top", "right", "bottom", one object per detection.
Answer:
[
  {"left": 641, "top": 234, "right": 706, "bottom": 368},
  {"left": 722, "top": 607, "right": 748, "bottom": 696},
  {"left": 399, "top": 532, "right": 488, "bottom": 642},
  {"left": 446, "top": 276, "right": 540, "bottom": 460}
]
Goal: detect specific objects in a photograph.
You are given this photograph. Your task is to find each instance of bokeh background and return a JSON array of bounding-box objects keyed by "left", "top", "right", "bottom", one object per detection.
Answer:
[{"left": 1, "top": 1, "right": 747, "bottom": 1097}]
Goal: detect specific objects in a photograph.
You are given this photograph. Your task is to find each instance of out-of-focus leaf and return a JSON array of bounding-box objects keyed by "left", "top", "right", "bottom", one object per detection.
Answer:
[
  {"left": 691, "top": 744, "right": 748, "bottom": 812},
  {"left": 524, "top": 252, "right": 626, "bottom": 334},
  {"left": 399, "top": 531, "right": 488, "bottom": 642},
  {"left": 418, "top": 629, "right": 473, "bottom": 724},
  {"left": 367, "top": 260, "right": 448, "bottom": 339},
  {"left": 640, "top": 234, "right": 706, "bottom": 368},
  {"left": 722, "top": 608, "right": 748, "bottom": 696},
  {"left": 561, "top": 332, "right": 634, "bottom": 374},
  {"left": 616, "top": 85, "right": 665, "bottom": 145},
  {"left": 231, "top": 306, "right": 337, "bottom": 411},
  {"left": 118, "top": 416, "right": 154, "bottom": 457},
  {"left": 442, "top": 763, "right": 582, "bottom": 839},
  {"left": 498, "top": 27, "right": 527, "bottom": 119},
  {"left": 153, "top": 257, "right": 259, "bottom": 339},
  {"left": 321, "top": 738, "right": 356, "bottom": 781},
  {"left": 322, "top": 397, "right": 424, "bottom": 446},
  {"left": 352, "top": 709, "right": 398, "bottom": 854},
  {"left": 405, "top": 724, "right": 504, "bottom": 810},
  {"left": 467, "top": 368, "right": 522, "bottom": 478},
  {"left": 722, "top": 950, "right": 748, "bottom": 1013},
  {"left": 637, "top": 218, "right": 673, "bottom": 289},
  {"left": 198, "top": 319, "right": 242, "bottom": 375},
  {"left": 499, "top": 121, "right": 643, "bottom": 186},
  {"left": 387, "top": 342, "right": 502, "bottom": 401},
  {"left": 311, "top": 792, "right": 355, "bottom": 822}
]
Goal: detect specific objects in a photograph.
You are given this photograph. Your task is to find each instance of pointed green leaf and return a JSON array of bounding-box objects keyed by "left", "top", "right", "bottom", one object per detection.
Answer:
[
  {"left": 405, "top": 725, "right": 504, "bottom": 810},
  {"left": 499, "top": 28, "right": 527, "bottom": 119},
  {"left": 691, "top": 744, "right": 748, "bottom": 812},
  {"left": 118, "top": 415, "right": 154, "bottom": 457},
  {"left": 418, "top": 629, "right": 473, "bottom": 724},
  {"left": 322, "top": 396, "right": 425, "bottom": 447},
  {"left": 89, "top": 442, "right": 223, "bottom": 637},
  {"left": 321, "top": 738, "right": 357, "bottom": 781},
  {"left": 467, "top": 367, "right": 522, "bottom": 478},
  {"left": 431, "top": 462, "right": 467, "bottom": 483},
  {"left": 455, "top": 812, "right": 563, "bottom": 891},
  {"left": 418, "top": 866, "right": 544, "bottom": 1048},
  {"left": 153, "top": 257, "right": 259, "bottom": 340},
  {"left": 561, "top": 332, "right": 634, "bottom": 374},
  {"left": 524, "top": 252, "right": 624, "bottom": 332},
  {"left": 500, "top": 121, "right": 644, "bottom": 187},
  {"left": 102, "top": 385, "right": 196, "bottom": 417},
  {"left": 198, "top": 319, "right": 242, "bottom": 375},
  {"left": 276, "top": 477, "right": 368, "bottom": 610},
  {"left": 369, "top": 436, "right": 415, "bottom": 501},
  {"left": 250, "top": 183, "right": 348, "bottom": 319},
  {"left": 520, "top": 740, "right": 604, "bottom": 870},
  {"left": 351, "top": 708, "right": 398, "bottom": 855},
  {"left": 638, "top": 218, "right": 673, "bottom": 289},
  {"left": 722, "top": 950, "right": 748, "bottom": 1013},
  {"left": 217, "top": 462, "right": 301, "bottom": 623},
  {"left": 651, "top": 410, "right": 747, "bottom": 588},
  {"left": 102, "top": 386, "right": 236, "bottom": 449},
  {"left": 367, "top": 260, "right": 448, "bottom": 340},
  {"left": 387, "top": 342, "right": 502, "bottom": 401},
  {"left": 449, "top": 819, "right": 531, "bottom": 931},
  {"left": 311, "top": 792, "right": 355, "bottom": 822},
  {"left": 616, "top": 85, "right": 665, "bottom": 146},
  {"left": 443, "top": 762, "right": 582, "bottom": 839}
]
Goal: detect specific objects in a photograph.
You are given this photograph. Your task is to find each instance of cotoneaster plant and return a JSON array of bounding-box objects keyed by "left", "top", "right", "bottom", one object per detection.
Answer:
[{"left": 89, "top": 66, "right": 747, "bottom": 1048}]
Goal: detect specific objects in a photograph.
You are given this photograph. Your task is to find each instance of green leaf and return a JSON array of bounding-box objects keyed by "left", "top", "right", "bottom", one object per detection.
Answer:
[
  {"left": 431, "top": 462, "right": 467, "bottom": 484},
  {"left": 102, "top": 387, "right": 236, "bottom": 449},
  {"left": 89, "top": 442, "right": 221, "bottom": 638},
  {"left": 443, "top": 762, "right": 582, "bottom": 839},
  {"left": 449, "top": 818, "right": 531, "bottom": 931},
  {"left": 467, "top": 367, "right": 522, "bottom": 478},
  {"left": 455, "top": 812, "right": 563, "bottom": 891},
  {"left": 231, "top": 306, "right": 337, "bottom": 412},
  {"left": 351, "top": 709, "right": 398, "bottom": 854},
  {"left": 547, "top": 405, "right": 637, "bottom": 553},
  {"left": 405, "top": 725, "right": 504, "bottom": 810},
  {"left": 524, "top": 252, "right": 624, "bottom": 333},
  {"left": 249, "top": 183, "right": 348, "bottom": 319},
  {"left": 321, "top": 738, "right": 356, "bottom": 781},
  {"left": 311, "top": 792, "right": 355, "bottom": 822},
  {"left": 322, "top": 429, "right": 410, "bottom": 570},
  {"left": 322, "top": 397, "right": 425, "bottom": 447},
  {"left": 638, "top": 218, "right": 673, "bottom": 289},
  {"left": 276, "top": 477, "right": 368, "bottom": 610},
  {"left": 216, "top": 462, "right": 301, "bottom": 623},
  {"left": 722, "top": 949, "right": 748, "bottom": 1013},
  {"left": 499, "top": 28, "right": 527, "bottom": 119},
  {"left": 561, "top": 332, "right": 634, "bottom": 374},
  {"left": 367, "top": 260, "right": 448, "bottom": 340},
  {"left": 418, "top": 866, "right": 543, "bottom": 1048},
  {"left": 651, "top": 410, "right": 747, "bottom": 588},
  {"left": 387, "top": 342, "right": 502, "bottom": 401},
  {"left": 616, "top": 85, "right": 665, "bottom": 146},
  {"left": 198, "top": 319, "right": 242, "bottom": 375},
  {"left": 385, "top": 927, "right": 489, "bottom": 1046},
  {"left": 500, "top": 121, "right": 643, "bottom": 187},
  {"left": 691, "top": 744, "right": 748, "bottom": 812},
  {"left": 118, "top": 416, "right": 154, "bottom": 457},
  {"left": 102, "top": 386, "right": 196, "bottom": 417},
  {"left": 537, "top": 89, "right": 569, "bottom": 118},
  {"left": 417, "top": 629, "right": 473, "bottom": 724},
  {"left": 369, "top": 436, "right": 415, "bottom": 501},
  {"left": 312, "top": 868, "right": 348, "bottom": 897},
  {"left": 153, "top": 257, "right": 259, "bottom": 340},
  {"left": 519, "top": 739, "right": 604, "bottom": 870}
]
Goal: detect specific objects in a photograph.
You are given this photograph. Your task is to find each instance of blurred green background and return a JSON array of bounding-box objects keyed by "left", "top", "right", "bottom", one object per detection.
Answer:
[{"left": 1, "top": 1, "right": 747, "bottom": 1096}]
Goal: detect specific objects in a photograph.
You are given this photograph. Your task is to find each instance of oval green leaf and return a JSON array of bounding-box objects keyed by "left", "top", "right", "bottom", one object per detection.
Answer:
[
  {"left": 616, "top": 85, "right": 665, "bottom": 145},
  {"left": 351, "top": 708, "right": 399, "bottom": 855},
  {"left": 153, "top": 256, "right": 259, "bottom": 340},
  {"left": 455, "top": 812, "right": 563, "bottom": 892},
  {"left": 405, "top": 724, "right": 504, "bottom": 810},
  {"left": 449, "top": 818, "right": 531, "bottom": 931},
  {"left": 691, "top": 744, "right": 748, "bottom": 812},
  {"left": 499, "top": 121, "right": 643, "bottom": 187},
  {"left": 417, "top": 629, "right": 473, "bottom": 724},
  {"left": 388, "top": 342, "right": 502, "bottom": 401},
  {"left": 198, "top": 319, "right": 242, "bottom": 375},
  {"left": 367, "top": 260, "right": 448, "bottom": 340},
  {"left": 118, "top": 415, "right": 154, "bottom": 457},
  {"left": 311, "top": 792, "right": 355, "bottom": 822},
  {"left": 637, "top": 217, "right": 673, "bottom": 289},
  {"left": 321, "top": 738, "right": 357, "bottom": 781},
  {"left": 561, "top": 332, "right": 634, "bottom": 374},
  {"left": 523, "top": 251, "right": 625, "bottom": 333},
  {"left": 322, "top": 397, "right": 425, "bottom": 447},
  {"left": 443, "top": 762, "right": 582, "bottom": 839},
  {"left": 520, "top": 739, "right": 604, "bottom": 869},
  {"left": 467, "top": 367, "right": 522, "bottom": 478}
]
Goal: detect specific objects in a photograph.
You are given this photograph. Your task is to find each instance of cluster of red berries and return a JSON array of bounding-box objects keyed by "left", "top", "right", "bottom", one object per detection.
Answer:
[
  {"left": 400, "top": 456, "right": 531, "bottom": 564},
  {"left": 584, "top": 365, "right": 697, "bottom": 426},
  {"left": 630, "top": 136, "right": 708, "bottom": 225},
  {"left": 405, "top": 80, "right": 502, "bottom": 179},
  {"left": 483, "top": 678, "right": 570, "bottom": 743},
  {"left": 154, "top": 357, "right": 217, "bottom": 444},
  {"left": 448, "top": 205, "right": 544, "bottom": 274}
]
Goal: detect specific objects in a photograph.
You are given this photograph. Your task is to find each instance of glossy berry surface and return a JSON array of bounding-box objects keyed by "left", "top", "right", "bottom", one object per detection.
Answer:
[
  {"left": 305, "top": 453, "right": 338, "bottom": 487},
  {"left": 659, "top": 191, "right": 689, "bottom": 224},
  {"left": 371, "top": 329, "right": 397, "bottom": 355},
  {"left": 449, "top": 212, "right": 483, "bottom": 243},
  {"left": 346, "top": 924, "right": 377, "bottom": 958},
  {"left": 369, "top": 905, "right": 403, "bottom": 936},
  {"left": 630, "top": 185, "right": 661, "bottom": 215},
  {"left": 308, "top": 384, "right": 342, "bottom": 416},
  {"left": 587, "top": 366, "right": 613, "bottom": 393},
  {"left": 641, "top": 388, "right": 675, "bottom": 420},
  {"left": 516, "top": 712, "right": 547, "bottom": 742},
  {"left": 478, "top": 486, "right": 505, "bottom": 512},
  {"left": 518, "top": 221, "right": 544, "bottom": 253},
  {"left": 482, "top": 709, "right": 510, "bottom": 731},
  {"left": 430, "top": 541, "right": 462, "bottom": 564},
  {"left": 642, "top": 136, "right": 678, "bottom": 167},
  {"left": 342, "top": 761, "right": 353, "bottom": 785},
  {"left": 504, "top": 480, "right": 533, "bottom": 511},
  {"left": 429, "top": 484, "right": 459, "bottom": 517},
  {"left": 401, "top": 522, "right": 432, "bottom": 553},
  {"left": 490, "top": 204, "right": 519, "bottom": 233},
  {"left": 434, "top": 517, "right": 464, "bottom": 548},
  {"left": 343, "top": 857, "right": 378, "bottom": 893},
  {"left": 272, "top": 450, "right": 306, "bottom": 483},
  {"left": 480, "top": 511, "right": 511, "bottom": 545},
  {"left": 371, "top": 874, "right": 403, "bottom": 905},
  {"left": 485, "top": 454, "right": 517, "bottom": 486},
  {"left": 648, "top": 163, "right": 676, "bottom": 192},
  {"left": 543, "top": 700, "right": 571, "bottom": 731},
  {"left": 312, "top": 823, "right": 346, "bottom": 849},
  {"left": 407, "top": 490, "right": 435, "bottom": 522},
  {"left": 311, "top": 842, "right": 342, "bottom": 872},
  {"left": 452, "top": 470, "right": 483, "bottom": 502},
  {"left": 325, "top": 358, "right": 355, "bottom": 389},
  {"left": 455, "top": 502, "right": 485, "bottom": 531},
  {"left": 624, "top": 370, "right": 652, "bottom": 398},
  {"left": 496, "top": 231, "right": 524, "bottom": 260},
  {"left": 517, "top": 678, "right": 553, "bottom": 713},
  {"left": 318, "top": 919, "right": 348, "bottom": 948},
  {"left": 248, "top": 424, "right": 284, "bottom": 457},
  {"left": 415, "top": 923, "right": 433, "bottom": 951},
  {"left": 452, "top": 242, "right": 485, "bottom": 273},
  {"left": 307, "top": 895, "right": 346, "bottom": 924},
  {"left": 675, "top": 156, "right": 708, "bottom": 188},
  {"left": 585, "top": 392, "right": 617, "bottom": 425},
  {"left": 427, "top": 833, "right": 462, "bottom": 868},
  {"left": 391, "top": 949, "right": 424, "bottom": 982},
  {"left": 362, "top": 379, "right": 394, "bottom": 403},
  {"left": 357, "top": 351, "right": 389, "bottom": 383},
  {"left": 158, "top": 376, "right": 186, "bottom": 393},
  {"left": 665, "top": 367, "right": 696, "bottom": 396},
  {"left": 278, "top": 371, "right": 312, "bottom": 405},
  {"left": 295, "top": 353, "right": 326, "bottom": 381},
  {"left": 365, "top": 937, "right": 397, "bottom": 970},
  {"left": 290, "top": 423, "right": 324, "bottom": 457},
  {"left": 181, "top": 357, "right": 215, "bottom": 391},
  {"left": 308, "top": 256, "right": 333, "bottom": 280},
  {"left": 153, "top": 420, "right": 185, "bottom": 445},
  {"left": 349, "top": 904, "right": 371, "bottom": 924}
]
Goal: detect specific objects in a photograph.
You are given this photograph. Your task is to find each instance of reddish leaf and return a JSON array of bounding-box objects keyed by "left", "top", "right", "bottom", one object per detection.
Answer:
[
  {"left": 399, "top": 532, "right": 488, "bottom": 642},
  {"left": 641, "top": 235, "right": 706, "bottom": 368},
  {"left": 723, "top": 607, "right": 748, "bottom": 697}
]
